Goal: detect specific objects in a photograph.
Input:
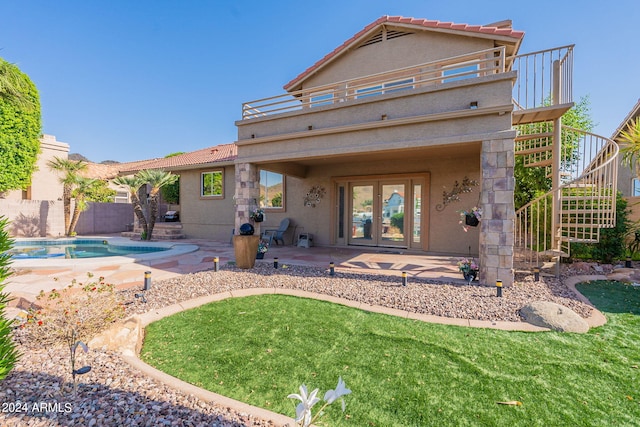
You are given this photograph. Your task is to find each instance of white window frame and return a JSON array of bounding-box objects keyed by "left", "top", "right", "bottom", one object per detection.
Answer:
[
  {"left": 259, "top": 169, "right": 285, "bottom": 210},
  {"left": 201, "top": 170, "right": 224, "bottom": 198},
  {"left": 355, "top": 78, "right": 414, "bottom": 99}
]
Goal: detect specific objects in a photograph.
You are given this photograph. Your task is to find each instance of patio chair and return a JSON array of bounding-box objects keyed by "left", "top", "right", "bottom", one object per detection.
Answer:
[{"left": 261, "top": 218, "right": 291, "bottom": 245}]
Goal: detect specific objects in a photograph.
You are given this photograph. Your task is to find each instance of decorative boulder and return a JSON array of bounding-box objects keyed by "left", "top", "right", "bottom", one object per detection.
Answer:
[
  {"left": 607, "top": 267, "right": 640, "bottom": 283},
  {"left": 520, "top": 301, "right": 589, "bottom": 333}
]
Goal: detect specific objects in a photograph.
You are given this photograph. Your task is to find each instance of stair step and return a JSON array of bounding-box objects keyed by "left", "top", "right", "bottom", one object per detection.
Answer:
[
  {"left": 515, "top": 131, "right": 554, "bottom": 142},
  {"left": 559, "top": 237, "right": 598, "bottom": 243},
  {"left": 515, "top": 145, "right": 553, "bottom": 156},
  {"left": 561, "top": 195, "right": 609, "bottom": 201},
  {"left": 524, "top": 159, "right": 552, "bottom": 168},
  {"left": 562, "top": 183, "right": 596, "bottom": 188}
]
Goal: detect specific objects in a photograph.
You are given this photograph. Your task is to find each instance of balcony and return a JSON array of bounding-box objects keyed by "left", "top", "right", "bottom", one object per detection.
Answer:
[
  {"left": 241, "top": 46, "right": 508, "bottom": 120},
  {"left": 241, "top": 44, "right": 574, "bottom": 126}
]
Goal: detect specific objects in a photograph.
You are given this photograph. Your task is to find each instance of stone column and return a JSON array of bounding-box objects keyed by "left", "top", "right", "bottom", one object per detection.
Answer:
[
  {"left": 234, "top": 162, "right": 260, "bottom": 235},
  {"left": 479, "top": 136, "right": 515, "bottom": 287}
]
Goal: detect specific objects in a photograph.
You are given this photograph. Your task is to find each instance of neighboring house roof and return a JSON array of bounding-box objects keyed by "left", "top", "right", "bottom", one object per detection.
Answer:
[
  {"left": 116, "top": 143, "right": 238, "bottom": 175},
  {"left": 284, "top": 15, "right": 525, "bottom": 92},
  {"left": 611, "top": 98, "right": 640, "bottom": 142},
  {"left": 83, "top": 143, "right": 238, "bottom": 179}
]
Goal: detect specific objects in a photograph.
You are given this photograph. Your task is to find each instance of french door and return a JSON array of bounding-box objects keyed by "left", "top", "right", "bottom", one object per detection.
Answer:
[{"left": 335, "top": 174, "right": 427, "bottom": 249}]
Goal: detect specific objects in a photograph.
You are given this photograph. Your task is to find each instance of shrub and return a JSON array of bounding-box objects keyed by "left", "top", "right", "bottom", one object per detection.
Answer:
[
  {"left": 24, "top": 274, "right": 125, "bottom": 348},
  {"left": 0, "top": 216, "right": 19, "bottom": 381},
  {"left": 390, "top": 212, "right": 404, "bottom": 234},
  {"left": 571, "top": 192, "right": 630, "bottom": 263},
  {"left": 22, "top": 273, "right": 125, "bottom": 392}
]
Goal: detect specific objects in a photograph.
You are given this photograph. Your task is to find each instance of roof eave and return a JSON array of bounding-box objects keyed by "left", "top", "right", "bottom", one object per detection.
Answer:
[{"left": 611, "top": 99, "right": 640, "bottom": 140}]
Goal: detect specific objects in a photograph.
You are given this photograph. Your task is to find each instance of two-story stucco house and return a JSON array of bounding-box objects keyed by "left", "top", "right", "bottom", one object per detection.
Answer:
[{"left": 135, "top": 15, "right": 619, "bottom": 288}]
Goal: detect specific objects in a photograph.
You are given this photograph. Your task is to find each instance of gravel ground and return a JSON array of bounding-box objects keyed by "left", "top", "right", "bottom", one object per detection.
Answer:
[{"left": 1, "top": 264, "right": 598, "bottom": 426}]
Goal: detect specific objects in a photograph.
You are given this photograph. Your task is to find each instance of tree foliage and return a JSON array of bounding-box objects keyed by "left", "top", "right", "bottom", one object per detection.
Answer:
[
  {"left": 114, "top": 170, "right": 178, "bottom": 240},
  {"left": 159, "top": 152, "right": 183, "bottom": 205},
  {"left": 82, "top": 179, "right": 117, "bottom": 203},
  {"left": 0, "top": 216, "right": 20, "bottom": 381},
  {"left": 619, "top": 117, "right": 640, "bottom": 175},
  {"left": 0, "top": 58, "right": 41, "bottom": 193},
  {"left": 390, "top": 212, "right": 404, "bottom": 234},
  {"left": 47, "top": 158, "right": 88, "bottom": 236}
]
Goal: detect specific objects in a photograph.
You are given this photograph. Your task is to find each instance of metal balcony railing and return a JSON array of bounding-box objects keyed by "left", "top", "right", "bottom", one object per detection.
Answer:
[
  {"left": 511, "top": 45, "right": 574, "bottom": 110},
  {"left": 241, "top": 46, "right": 507, "bottom": 119}
]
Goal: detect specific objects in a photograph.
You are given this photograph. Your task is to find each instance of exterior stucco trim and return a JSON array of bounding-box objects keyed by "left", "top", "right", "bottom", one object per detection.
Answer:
[{"left": 236, "top": 104, "right": 514, "bottom": 146}]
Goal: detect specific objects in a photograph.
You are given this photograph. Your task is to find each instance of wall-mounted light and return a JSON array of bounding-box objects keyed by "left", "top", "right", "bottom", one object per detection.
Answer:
[
  {"left": 381, "top": 114, "right": 387, "bottom": 120},
  {"left": 308, "top": 125, "right": 313, "bottom": 131},
  {"left": 470, "top": 101, "right": 478, "bottom": 109},
  {"left": 251, "top": 134, "right": 255, "bottom": 138}
]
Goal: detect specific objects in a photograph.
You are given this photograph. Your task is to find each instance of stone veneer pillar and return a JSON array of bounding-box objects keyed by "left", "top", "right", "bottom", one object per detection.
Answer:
[
  {"left": 479, "top": 137, "right": 515, "bottom": 287},
  {"left": 234, "top": 162, "right": 260, "bottom": 235}
]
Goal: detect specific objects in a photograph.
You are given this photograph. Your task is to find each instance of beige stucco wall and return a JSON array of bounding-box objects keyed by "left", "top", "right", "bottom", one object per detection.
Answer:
[
  {"left": 618, "top": 161, "right": 635, "bottom": 197},
  {"left": 177, "top": 165, "right": 236, "bottom": 239},
  {"left": 298, "top": 31, "right": 493, "bottom": 89}
]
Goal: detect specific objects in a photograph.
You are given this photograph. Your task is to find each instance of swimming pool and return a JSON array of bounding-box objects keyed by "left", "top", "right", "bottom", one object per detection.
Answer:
[
  {"left": 8, "top": 237, "right": 200, "bottom": 269},
  {"left": 8, "top": 238, "right": 170, "bottom": 259}
]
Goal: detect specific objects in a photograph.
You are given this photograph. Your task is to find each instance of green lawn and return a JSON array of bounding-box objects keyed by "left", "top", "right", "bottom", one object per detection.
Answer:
[{"left": 141, "top": 283, "right": 640, "bottom": 426}]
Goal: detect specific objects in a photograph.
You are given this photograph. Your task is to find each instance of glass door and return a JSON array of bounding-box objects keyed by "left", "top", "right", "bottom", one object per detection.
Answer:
[
  {"left": 349, "top": 183, "right": 375, "bottom": 246},
  {"left": 340, "top": 175, "right": 426, "bottom": 249},
  {"left": 380, "top": 182, "right": 406, "bottom": 247}
]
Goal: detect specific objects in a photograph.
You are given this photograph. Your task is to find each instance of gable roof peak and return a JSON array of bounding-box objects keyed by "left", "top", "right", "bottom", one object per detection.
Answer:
[{"left": 284, "top": 15, "right": 524, "bottom": 92}]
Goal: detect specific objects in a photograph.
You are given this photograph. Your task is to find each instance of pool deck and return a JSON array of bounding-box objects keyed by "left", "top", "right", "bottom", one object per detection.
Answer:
[{"left": 6, "top": 235, "right": 467, "bottom": 304}]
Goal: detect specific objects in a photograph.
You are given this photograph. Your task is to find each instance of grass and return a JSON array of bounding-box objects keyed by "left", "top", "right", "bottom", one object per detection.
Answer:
[{"left": 141, "top": 287, "right": 640, "bottom": 426}]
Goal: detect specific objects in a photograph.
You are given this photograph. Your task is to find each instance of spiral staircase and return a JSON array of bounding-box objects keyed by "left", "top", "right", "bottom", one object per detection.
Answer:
[{"left": 511, "top": 46, "right": 620, "bottom": 266}]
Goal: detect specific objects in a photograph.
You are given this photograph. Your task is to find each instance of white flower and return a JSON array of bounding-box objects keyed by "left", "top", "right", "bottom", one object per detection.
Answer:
[
  {"left": 324, "top": 376, "right": 351, "bottom": 411},
  {"left": 288, "top": 384, "right": 320, "bottom": 426}
]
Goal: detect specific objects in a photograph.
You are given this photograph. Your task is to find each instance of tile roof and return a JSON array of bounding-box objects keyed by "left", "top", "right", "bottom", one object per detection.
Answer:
[
  {"left": 119, "top": 143, "right": 237, "bottom": 173},
  {"left": 284, "top": 15, "right": 525, "bottom": 92},
  {"left": 83, "top": 143, "right": 237, "bottom": 178}
]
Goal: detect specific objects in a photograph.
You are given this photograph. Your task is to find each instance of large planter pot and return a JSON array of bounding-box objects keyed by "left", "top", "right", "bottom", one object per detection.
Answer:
[
  {"left": 233, "top": 235, "right": 260, "bottom": 269},
  {"left": 256, "top": 252, "right": 265, "bottom": 259}
]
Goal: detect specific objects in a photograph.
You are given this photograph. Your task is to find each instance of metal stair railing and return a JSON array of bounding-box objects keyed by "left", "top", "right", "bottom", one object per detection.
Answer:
[{"left": 514, "top": 126, "right": 619, "bottom": 265}]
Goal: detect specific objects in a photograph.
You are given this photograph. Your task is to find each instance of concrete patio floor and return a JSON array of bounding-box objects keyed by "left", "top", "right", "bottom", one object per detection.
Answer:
[{"left": 6, "top": 235, "right": 468, "bottom": 304}]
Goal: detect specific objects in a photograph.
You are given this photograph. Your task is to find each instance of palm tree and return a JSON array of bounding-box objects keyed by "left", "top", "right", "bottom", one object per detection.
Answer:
[
  {"left": 0, "top": 58, "right": 34, "bottom": 110},
  {"left": 137, "top": 169, "right": 178, "bottom": 240},
  {"left": 67, "top": 177, "right": 99, "bottom": 236},
  {"left": 113, "top": 175, "right": 148, "bottom": 239},
  {"left": 47, "top": 158, "right": 88, "bottom": 235},
  {"left": 620, "top": 117, "right": 640, "bottom": 176}
]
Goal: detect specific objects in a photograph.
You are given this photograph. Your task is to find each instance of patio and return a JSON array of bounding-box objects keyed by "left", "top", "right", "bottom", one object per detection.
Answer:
[{"left": 6, "top": 236, "right": 468, "bottom": 307}]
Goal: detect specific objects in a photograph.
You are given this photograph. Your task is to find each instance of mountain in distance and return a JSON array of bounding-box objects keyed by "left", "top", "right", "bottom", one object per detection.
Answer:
[{"left": 68, "top": 153, "right": 120, "bottom": 165}]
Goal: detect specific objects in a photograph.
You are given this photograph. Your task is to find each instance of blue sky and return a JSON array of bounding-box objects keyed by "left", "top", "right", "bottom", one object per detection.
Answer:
[{"left": 1, "top": 0, "right": 638, "bottom": 163}]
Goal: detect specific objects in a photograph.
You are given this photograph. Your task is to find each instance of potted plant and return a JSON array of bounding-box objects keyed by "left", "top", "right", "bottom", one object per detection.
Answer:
[
  {"left": 256, "top": 240, "right": 269, "bottom": 259},
  {"left": 250, "top": 208, "right": 265, "bottom": 223},
  {"left": 459, "top": 207, "right": 482, "bottom": 231},
  {"left": 457, "top": 258, "right": 479, "bottom": 283}
]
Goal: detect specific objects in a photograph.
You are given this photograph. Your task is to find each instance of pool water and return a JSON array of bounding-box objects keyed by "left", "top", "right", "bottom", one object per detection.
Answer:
[{"left": 8, "top": 239, "right": 169, "bottom": 259}]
